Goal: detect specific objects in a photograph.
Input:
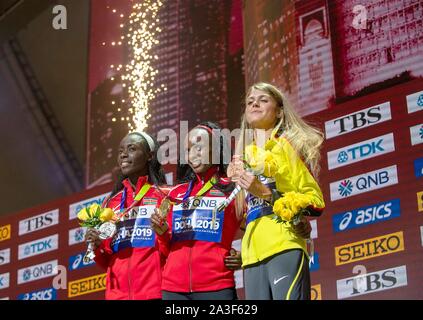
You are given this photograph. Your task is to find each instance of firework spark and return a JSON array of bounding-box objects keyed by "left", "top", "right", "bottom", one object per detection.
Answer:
[{"left": 121, "top": 0, "right": 164, "bottom": 133}]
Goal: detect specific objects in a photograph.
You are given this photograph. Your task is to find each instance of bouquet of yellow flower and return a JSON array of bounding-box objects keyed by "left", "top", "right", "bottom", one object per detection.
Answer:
[
  {"left": 77, "top": 203, "right": 116, "bottom": 263},
  {"left": 244, "top": 144, "right": 278, "bottom": 177},
  {"left": 77, "top": 203, "right": 115, "bottom": 228},
  {"left": 272, "top": 191, "right": 311, "bottom": 225}
]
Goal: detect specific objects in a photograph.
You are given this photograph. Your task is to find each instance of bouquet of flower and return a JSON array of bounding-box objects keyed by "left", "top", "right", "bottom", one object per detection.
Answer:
[
  {"left": 272, "top": 191, "right": 311, "bottom": 225},
  {"left": 244, "top": 144, "right": 278, "bottom": 177},
  {"left": 77, "top": 204, "right": 116, "bottom": 263},
  {"left": 77, "top": 203, "right": 115, "bottom": 227}
]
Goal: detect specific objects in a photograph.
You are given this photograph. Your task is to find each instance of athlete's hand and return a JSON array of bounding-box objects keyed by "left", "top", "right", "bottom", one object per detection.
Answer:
[
  {"left": 84, "top": 228, "right": 102, "bottom": 249},
  {"left": 227, "top": 155, "right": 244, "bottom": 183},
  {"left": 237, "top": 171, "right": 271, "bottom": 201},
  {"left": 151, "top": 208, "right": 169, "bottom": 236},
  {"left": 224, "top": 248, "right": 242, "bottom": 270},
  {"left": 293, "top": 216, "right": 312, "bottom": 239}
]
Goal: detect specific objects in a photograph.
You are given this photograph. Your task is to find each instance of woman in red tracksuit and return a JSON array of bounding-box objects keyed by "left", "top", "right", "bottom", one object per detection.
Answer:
[
  {"left": 151, "top": 122, "right": 243, "bottom": 300},
  {"left": 85, "top": 131, "right": 169, "bottom": 300}
]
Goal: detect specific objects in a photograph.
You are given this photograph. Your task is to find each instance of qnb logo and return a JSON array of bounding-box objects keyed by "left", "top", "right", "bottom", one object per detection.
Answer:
[
  {"left": 74, "top": 229, "right": 85, "bottom": 242},
  {"left": 337, "top": 265, "right": 408, "bottom": 299},
  {"left": 410, "top": 124, "right": 423, "bottom": 146},
  {"left": 338, "top": 180, "right": 353, "bottom": 197},
  {"left": 0, "top": 273, "right": 10, "bottom": 289},
  {"left": 417, "top": 94, "right": 423, "bottom": 107},
  {"left": 330, "top": 166, "right": 398, "bottom": 201},
  {"left": 18, "top": 260, "right": 58, "bottom": 284}
]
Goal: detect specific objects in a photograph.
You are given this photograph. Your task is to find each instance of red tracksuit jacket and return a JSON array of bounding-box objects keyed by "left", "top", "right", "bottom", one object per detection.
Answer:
[
  {"left": 94, "top": 176, "right": 169, "bottom": 300},
  {"left": 160, "top": 167, "right": 241, "bottom": 293}
]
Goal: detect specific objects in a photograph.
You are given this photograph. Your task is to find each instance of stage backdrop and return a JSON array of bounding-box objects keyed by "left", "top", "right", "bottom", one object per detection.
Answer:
[{"left": 1, "top": 0, "right": 422, "bottom": 300}]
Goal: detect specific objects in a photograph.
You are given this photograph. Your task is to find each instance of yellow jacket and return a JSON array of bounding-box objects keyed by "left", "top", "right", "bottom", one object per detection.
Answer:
[{"left": 242, "top": 135, "right": 325, "bottom": 267}]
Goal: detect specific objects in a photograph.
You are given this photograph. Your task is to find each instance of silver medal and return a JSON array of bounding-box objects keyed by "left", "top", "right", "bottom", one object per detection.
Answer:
[{"left": 98, "top": 221, "right": 117, "bottom": 240}]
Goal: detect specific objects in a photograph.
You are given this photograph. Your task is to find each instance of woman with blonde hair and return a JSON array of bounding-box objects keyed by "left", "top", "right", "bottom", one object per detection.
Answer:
[{"left": 228, "top": 82, "right": 325, "bottom": 300}]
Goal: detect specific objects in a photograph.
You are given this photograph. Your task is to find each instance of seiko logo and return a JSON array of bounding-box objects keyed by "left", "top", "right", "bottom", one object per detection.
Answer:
[
  {"left": 327, "top": 133, "right": 394, "bottom": 170},
  {"left": 337, "top": 265, "right": 407, "bottom": 299},
  {"left": 330, "top": 165, "right": 398, "bottom": 201},
  {"left": 325, "top": 103, "right": 391, "bottom": 139},
  {"left": 333, "top": 199, "right": 400, "bottom": 233},
  {"left": 335, "top": 231, "right": 404, "bottom": 265},
  {"left": 68, "top": 273, "right": 107, "bottom": 298},
  {"left": 418, "top": 191, "right": 423, "bottom": 213},
  {"left": 0, "top": 224, "right": 11, "bottom": 242},
  {"left": 19, "top": 210, "right": 59, "bottom": 235}
]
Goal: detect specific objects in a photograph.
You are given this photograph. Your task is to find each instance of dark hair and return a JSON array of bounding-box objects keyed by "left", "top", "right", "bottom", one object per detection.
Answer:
[
  {"left": 177, "top": 121, "right": 235, "bottom": 194},
  {"left": 110, "top": 132, "right": 167, "bottom": 198}
]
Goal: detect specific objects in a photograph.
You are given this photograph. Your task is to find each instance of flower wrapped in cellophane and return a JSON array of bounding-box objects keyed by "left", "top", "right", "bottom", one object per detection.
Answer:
[
  {"left": 244, "top": 144, "right": 278, "bottom": 177},
  {"left": 77, "top": 203, "right": 115, "bottom": 227},
  {"left": 272, "top": 191, "right": 311, "bottom": 225},
  {"left": 77, "top": 203, "right": 116, "bottom": 263}
]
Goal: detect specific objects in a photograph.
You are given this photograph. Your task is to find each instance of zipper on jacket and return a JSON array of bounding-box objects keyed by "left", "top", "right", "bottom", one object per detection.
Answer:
[
  {"left": 128, "top": 251, "right": 133, "bottom": 300},
  {"left": 189, "top": 246, "right": 193, "bottom": 293}
]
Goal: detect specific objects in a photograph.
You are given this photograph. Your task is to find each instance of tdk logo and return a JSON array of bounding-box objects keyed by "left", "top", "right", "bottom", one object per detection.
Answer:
[
  {"left": 69, "top": 193, "right": 109, "bottom": 220},
  {"left": 325, "top": 102, "right": 391, "bottom": 139},
  {"left": 18, "top": 235, "right": 58, "bottom": 260},
  {"left": 330, "top": 165, "right": 398, "bottom": 201},
  {"left": 406, "top": 90, "right": 423, "bottom": 114},
  {"left": 333, "top": 199, "right": 400, "bottom": 233},
  {"left": 337, "top": 265, "right": 407, "bottom": 299},
  {"left": 19, "top": 209, "right": 59, "bottom": 235},
  {"left": 327, "top": 133, "right": 394, "bottom": 170}
]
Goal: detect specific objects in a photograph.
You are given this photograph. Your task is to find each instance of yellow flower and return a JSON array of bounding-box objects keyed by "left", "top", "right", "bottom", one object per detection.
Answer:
[
  {"left": 88, "top": 204, "right": 102, "bottom": 218},
  {"left": 245, "top": 144, "right": 277, "bottom": 177},
  {"left": 100, "top": 208, "right": 114, "bottom": 222},
  {"left": 273, "top": 191, "right": 311, "bottom": 222},
  {"left": 77, "top": 208, "right": 89, "bottom": 221}
]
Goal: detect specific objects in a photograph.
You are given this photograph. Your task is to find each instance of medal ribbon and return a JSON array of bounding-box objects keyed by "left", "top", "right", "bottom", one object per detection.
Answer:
[
  {"left": 116, "top": 183, "right": 152, "bottom": 221},
  {"left": 183, "top": 176, "right": 217, "bottom": 202}
]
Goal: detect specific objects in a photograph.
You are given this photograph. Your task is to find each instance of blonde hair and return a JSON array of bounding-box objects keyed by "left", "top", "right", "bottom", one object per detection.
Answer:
[{"left": 237, "top": 82, "right": 324, "bottom": 177}]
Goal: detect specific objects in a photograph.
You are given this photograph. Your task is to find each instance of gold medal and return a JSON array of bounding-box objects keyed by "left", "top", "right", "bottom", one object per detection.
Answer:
[{"left": 159, "top": 198, "right": 171, "bottom": 218}]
